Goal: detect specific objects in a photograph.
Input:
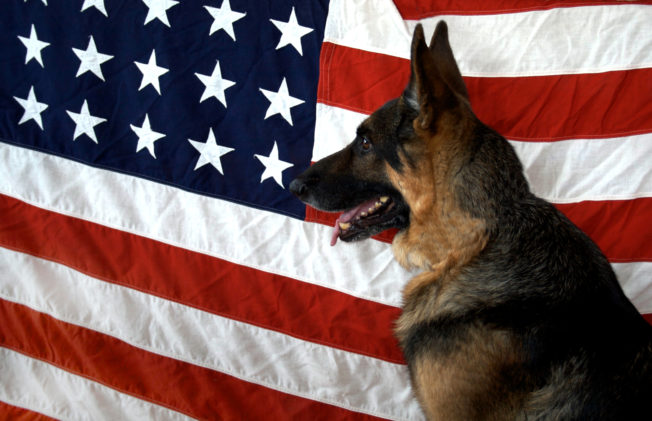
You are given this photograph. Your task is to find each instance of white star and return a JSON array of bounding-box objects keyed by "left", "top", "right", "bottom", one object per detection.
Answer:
[
  {"left": 134, "top": 50, "right": 169, "bottom": 95},
  {"left": 188, "top": 128, "right": 234, "bottom": 174},
  {"left": 195, "top": 60, "right": 235, "bottom": 107},
  {"left": 254, "top": 141, "right": 294, "bottom": 188},
  {"left": 204, "top": 0, "right": 246, "bottom": 41},
  {"left": 270, "top": 7, "right": 313, "bottom": 56},
  {"left": 130, "top": 114, "right": 165, "bottom": 159},
  {"left": 66, "top": 100, "right": 107, "bottom": 144},
  {"left": 81, "top": 0, "right": 108, "bottom": 17},
  {"left": 259, "top": 78, "right": 304, "bottom": 126},
  {"left": 17, "top": 24, "right": 50, "bottom": 67},
  {"left": 24, "top": 0, "right": 47, "bottom": 5},
  {"left": 13, "top": 86, "right": 48, "bottom": 130},
  {"left": 72, "top": 36, "right": 113, "bottom": 81},
  {"left": 142, "top": 0, "right": 179, "bottom": 27}
]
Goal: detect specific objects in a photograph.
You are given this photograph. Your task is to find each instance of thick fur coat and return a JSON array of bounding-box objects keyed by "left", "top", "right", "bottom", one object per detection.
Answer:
[{"left": 290, "top": 22, "right": 652, "bottom": 420}]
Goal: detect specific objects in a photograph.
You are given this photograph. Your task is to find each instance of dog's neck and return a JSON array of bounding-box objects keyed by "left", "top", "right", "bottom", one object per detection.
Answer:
[{"left": 389, "top": 114, "right": 489, "bottom": 294}]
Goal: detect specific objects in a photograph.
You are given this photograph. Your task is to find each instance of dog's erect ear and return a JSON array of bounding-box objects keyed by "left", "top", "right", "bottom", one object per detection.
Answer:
[
  {"left": 404, "top": 22, "right": 468, "bottom": 129},
  {"left": 403, "top": 24, "right": 429, "bottom": 113},
  {"left": 429, "top": 21, "right": 468, "bottom": 101}
]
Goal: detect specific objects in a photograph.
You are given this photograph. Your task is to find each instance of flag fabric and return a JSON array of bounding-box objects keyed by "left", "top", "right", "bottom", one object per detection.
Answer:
[{"left": 0, "top": 0, "right": 651, "bottom": 419}]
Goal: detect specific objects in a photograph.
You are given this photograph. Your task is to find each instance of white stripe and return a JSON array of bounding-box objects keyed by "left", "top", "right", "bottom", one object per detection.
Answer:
[
  {"left": 313, "top": 104, "right": 652, "bottom": 202},
  {"left": 0, "top": 248, "right": 423, "bottom": 421},
  {"left": 0, "top": 142, "right": 415, "bottom": 307},
  {"left": 325, "top": 0, "right": 652, "bottom": 76},
  {"left": 0, "top": 347, "right": 193, "bottom": 421},
  {"left": 511, "top": 135, "right": 652, "bottom": 203},
  {"left": 1, "top": 141, "right": 649, "bottom": 308},
  {"left": 312, "top": 103, "right": 367, "bottom": 161},
  {"left": 322, "top": 0, "right": 410, "bottom": 58},
  {"left": 615, "top": 261, "right": 652, "bottom": 315}
]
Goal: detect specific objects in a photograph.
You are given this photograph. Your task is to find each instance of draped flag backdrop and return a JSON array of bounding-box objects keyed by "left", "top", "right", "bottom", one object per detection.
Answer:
[{"left": 0, "top": 0, "right": 651, "bottom": 419}]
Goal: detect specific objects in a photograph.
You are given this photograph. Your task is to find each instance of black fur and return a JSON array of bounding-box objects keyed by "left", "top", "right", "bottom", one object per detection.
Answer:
[{"left": 291, "top": 21, "right": 652, "bottom": 420}]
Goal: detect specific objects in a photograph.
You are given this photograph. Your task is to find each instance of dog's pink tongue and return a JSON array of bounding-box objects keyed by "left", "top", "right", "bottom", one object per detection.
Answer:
[
  {"left": 331, "top": 213, "right": 352, "bottom": 246},
  {"left": 330, "top": 199, "right": 377, "bottom": 246},
  {"left": 330, "top": 224, "right": 340, "bottom": 247}
]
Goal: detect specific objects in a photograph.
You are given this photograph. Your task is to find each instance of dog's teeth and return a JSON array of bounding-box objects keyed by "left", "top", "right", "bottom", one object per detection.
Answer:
[
  {"left": 374, "top": 201, "right": 382, "bottom": 209},
  {"left": 380, "top": 196, "right": 389, "bottom": 203},
  {"left": 339, "top": 222, "right": 351, "bottom": 230},
  {"left": 368, "top": 206, "right": 376, "bottom": 213},
  {"left": 360, "top": 212, "right": 367, "bottom": 217}
]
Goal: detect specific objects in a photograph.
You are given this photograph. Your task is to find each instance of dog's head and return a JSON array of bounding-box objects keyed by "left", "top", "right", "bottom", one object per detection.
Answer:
[{"left": 290, "top": 21, "right": 474, "bottom": 248}]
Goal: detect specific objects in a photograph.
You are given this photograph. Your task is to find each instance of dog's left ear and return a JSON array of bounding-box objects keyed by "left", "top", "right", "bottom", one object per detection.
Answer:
[
  {"left": 428, "top": 21, "right": 468, "bottom": 102},
  {"left": 404, "top": 22, "right": 468, "bottom": 129}
]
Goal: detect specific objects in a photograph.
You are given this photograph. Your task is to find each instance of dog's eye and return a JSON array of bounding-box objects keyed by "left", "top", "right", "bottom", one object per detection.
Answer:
[{"left": 360, "top": 137, "right": 372, "bottom": 151}]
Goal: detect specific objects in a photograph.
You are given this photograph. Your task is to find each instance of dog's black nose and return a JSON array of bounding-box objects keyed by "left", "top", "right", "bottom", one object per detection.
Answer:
[
  {"left": 290, "top": 172, "right": 320, "bottom": 198},
  {"left": 289, "top": 178, "right": 308, "bottom": 197}
]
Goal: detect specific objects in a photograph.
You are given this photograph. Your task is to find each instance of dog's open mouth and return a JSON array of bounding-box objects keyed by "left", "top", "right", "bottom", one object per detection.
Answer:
[{"left": 331, "top": 195, "right": 405, "bottom": 246}]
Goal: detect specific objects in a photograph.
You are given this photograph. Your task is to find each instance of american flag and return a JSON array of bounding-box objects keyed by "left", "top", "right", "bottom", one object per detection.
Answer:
[{"left": 0, "top": 0, "right": 651, "bottom": 419}]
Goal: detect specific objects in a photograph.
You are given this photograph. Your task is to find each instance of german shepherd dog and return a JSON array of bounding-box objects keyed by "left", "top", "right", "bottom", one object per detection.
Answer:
[{"left": 290, "top": 22, "right": 652, "bottom": 420}]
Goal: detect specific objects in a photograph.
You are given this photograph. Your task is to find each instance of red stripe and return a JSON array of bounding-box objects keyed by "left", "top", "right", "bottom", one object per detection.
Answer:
[
  {"left": 0, "top": 299, "right": 385, "bottom": 421},
  {"left": 555, "top": 198, "right": 652, "bottom": 263},
  {"left": 318, "top": 43, "right": 652, "bottom": 141},
  {"left": 0, "top": 401, "right": 55, "bottom": 421},
  {"left": 0, "top": 194, "right": 404, "bottom": 364},
  {"left": 643, "top": 313, "right": 652, "bottom": 325},
  {"left": 307, "top": 198, "right": 652, "bottom": 263},
  {"left": 392, "top": 0, "right": 652, "bottom": 19},
  {"left": 317, "top": 43, "right": 409, "bottom": 118}
]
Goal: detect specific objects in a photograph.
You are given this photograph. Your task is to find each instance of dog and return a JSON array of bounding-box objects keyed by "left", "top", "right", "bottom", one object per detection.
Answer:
[{"left": 290, "top": 21, "right": 652, "bottom": 420}]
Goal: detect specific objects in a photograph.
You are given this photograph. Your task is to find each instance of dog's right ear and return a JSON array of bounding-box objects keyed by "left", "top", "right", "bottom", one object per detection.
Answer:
[{"left": 403, "top": 22, "right": 467, "bottom": 130}]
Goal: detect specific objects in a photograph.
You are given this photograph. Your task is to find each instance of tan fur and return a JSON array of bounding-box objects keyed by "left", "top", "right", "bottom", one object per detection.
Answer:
[
  {"left": 388, "top": 107, "right": 513, "bottom": 420},
  {"left": 292, "top": 21, "right": 652, "bottom": 421},
  {"left": 411, "top": 327, "right": 526, "bottom": 421},
  {"left": 389, "top": 111, "right": 488, "bottom": 329},
  {"left": 389, "top": 111, "right": 486, "bottom": 270}
]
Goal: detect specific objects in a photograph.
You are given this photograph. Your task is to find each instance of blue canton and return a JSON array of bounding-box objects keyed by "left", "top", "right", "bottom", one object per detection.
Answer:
[{"left": 0, "top": 0, "right": 330, "bottom": 219}]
